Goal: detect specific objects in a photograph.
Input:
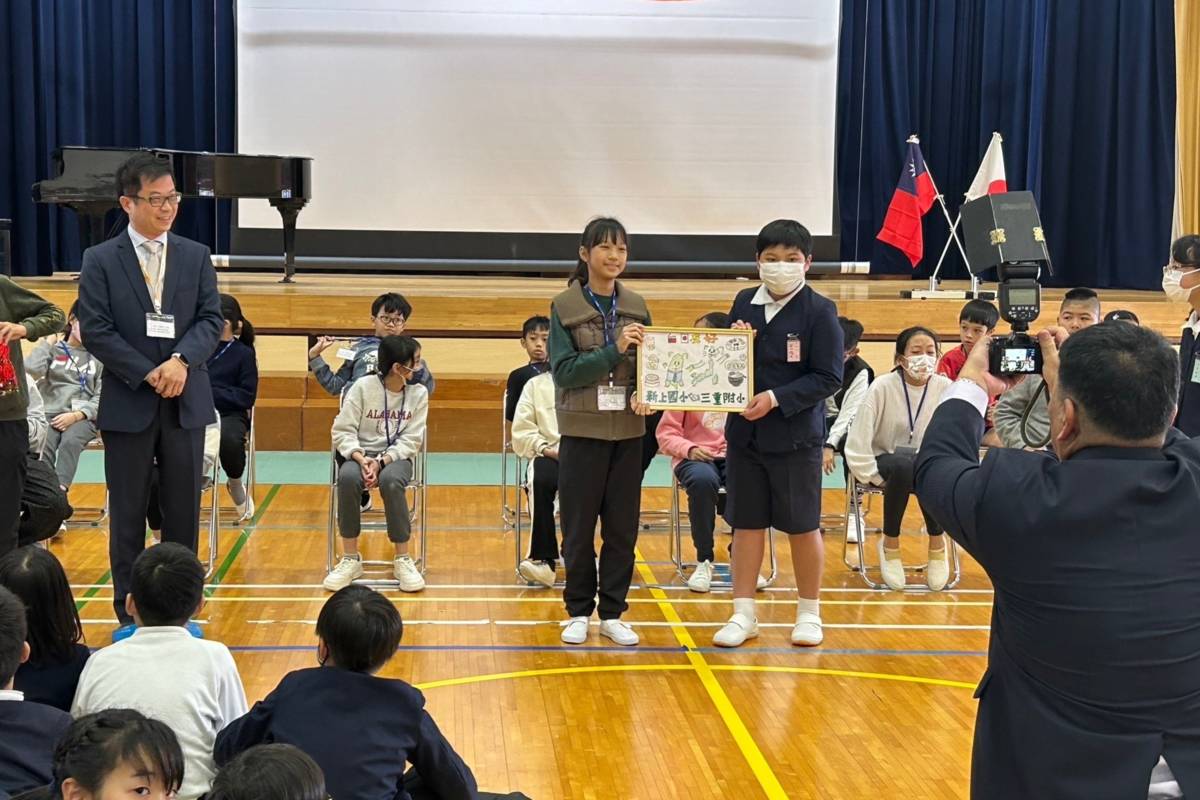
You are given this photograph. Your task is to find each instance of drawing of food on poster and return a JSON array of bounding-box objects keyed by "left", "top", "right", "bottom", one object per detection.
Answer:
[{"left": 637, "top": 327, "right": 754, "bottom": 411}]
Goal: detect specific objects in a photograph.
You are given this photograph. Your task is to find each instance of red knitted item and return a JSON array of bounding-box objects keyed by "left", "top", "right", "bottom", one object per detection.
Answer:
[{"left": 0, "top": 342, "right": 19, "bottom": 396}]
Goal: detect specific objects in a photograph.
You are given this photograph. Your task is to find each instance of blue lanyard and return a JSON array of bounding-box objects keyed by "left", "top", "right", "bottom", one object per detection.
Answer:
[
  {"left": 210, "top": 341, "right": 235, "bottom": 363},
  {"left": 583, "top": 286, "right": 619, "bottom": 345},
  {"left": 902, "top": 378, "right": 930, "bottom": 443},
  {"left": 59, "top": 343, "right": 89, "bottom": 393},
  {"left": 381, "top": 380, "right": 409, "bottom": 448}
]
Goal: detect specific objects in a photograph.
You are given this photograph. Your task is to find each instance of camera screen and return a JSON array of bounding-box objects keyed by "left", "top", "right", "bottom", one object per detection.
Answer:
[
  {"left": 1007, "top": 288, "right": 1038, "bottom": 306},
  {"left": 1000, "top": 347, "right": 1038, "bottom": 374}
]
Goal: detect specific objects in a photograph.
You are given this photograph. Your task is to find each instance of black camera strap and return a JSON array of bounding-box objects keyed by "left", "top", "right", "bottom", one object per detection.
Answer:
[{"left": 1019, "top": 379, "right": 1052, "bottom": 449}]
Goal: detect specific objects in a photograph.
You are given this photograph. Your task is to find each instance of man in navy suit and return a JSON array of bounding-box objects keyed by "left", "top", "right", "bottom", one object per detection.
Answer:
[
  {"left": 915, "top": 321, "right": 1200, "bottom": 800},
  {"left": 77, "top": 152, "right": 223, "bottom": 629}
]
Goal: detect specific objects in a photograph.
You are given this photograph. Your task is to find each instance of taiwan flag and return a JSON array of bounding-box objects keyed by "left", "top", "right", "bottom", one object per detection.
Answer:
[{"left": 876, "top": 141, "right": 937, "bottom": 268}]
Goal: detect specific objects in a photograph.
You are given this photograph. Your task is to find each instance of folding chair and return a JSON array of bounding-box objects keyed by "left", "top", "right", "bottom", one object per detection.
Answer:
[
  {"left": 500, "top": 391, "right": 519, "bottom": 530},
  {"left": 668, "top": 474, "right": 777, "bottom": 588},
  {"left": 842, "top": 474, "right": 961, "bottom": 590},
  {"left": 326, "top": 435, "right": 429, "bottom": 586},
  {"left": 65, "top": 436, "right": 109, "bottom": 528},
  {"left": 202, "top": 409, "right": 258, "bottom": 526}
]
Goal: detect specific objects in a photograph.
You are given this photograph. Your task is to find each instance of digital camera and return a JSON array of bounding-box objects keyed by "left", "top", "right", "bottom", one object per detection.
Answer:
[{"left": 987, "top": 266, "right": 1044, "bottom": 376}]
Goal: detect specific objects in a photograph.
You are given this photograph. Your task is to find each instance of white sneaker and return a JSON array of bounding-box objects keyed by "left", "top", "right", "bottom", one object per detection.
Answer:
[
  {"left": 323, "top": 556, "right": 364, "bottom": 591},
  {"left": 599, "top": 619, "right": 639, "bottom": 646},
  {"left": 846, "top": 513, "right": 863, "bottom": 544},
  {"left": 688, "top": 560, "right": 714, "bottom": 593},
  {"left": 360, "top": 492, "right": 373, "bottom": 512},
  {"left": 232, "top": 491, "right": 254, "bottom": 522},
  {"left": 561, "top": 616, "right": 590, "bottom": 644},
  {"left": 927, "top": 546, "right": 950, "bottom": 591},
  {"left": 792, "top": 611, "right": 824, "bottom": 647},
  {"left": 713, "top": 613, "right": 759, "bottom": 647},
  {"left": 518, "top": 559, "right": 555, "bottom": 588},
  {"left": 879, "top": 538, "right": 906, "bottom": 591},
  {"left": 756, "top": 574, "right": 770, "bottom": 591},
  {"left": 393, "top": 555, "right": 425, "bottom": 592}
]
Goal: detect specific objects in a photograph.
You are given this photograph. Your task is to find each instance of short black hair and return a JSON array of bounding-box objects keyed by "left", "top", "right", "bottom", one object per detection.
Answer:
[
  {"left": 696, "top": 312, "right": 731, "bottom": 329},
  {"left": 0, "top": 547, "right": 83, "bottom": 666},
  {"left": 0, "top": 586, "right": 27, "bottom": 686},
  {"left": 755, "top": 219, "right": 812, "bottom": 258},
  {"left": 959, "top": 299, "right": 999, "bottom": 330},
  {"left": 371, "top": 293, "right": 413, "bottom": 320},
  {"left": 50, "top": 710, "right": 185, "bottom": 799},
  {"left": 316, "top": 585, "right": 403, "bottom": 673},
  {"left": 129, "top": 543, "right": 204, "bottom": 627},
  {"left": 1104, "top": 309, "right": 1140, "bottom": 324},
  {"left": 838, "top": 317, "right": 865, "bottom": 350},
  {"left": 377, "top": 335, "right": 421, "bottom": 378},
  {"left": 521, "top": 316, "right": 550, "bottom": 337},
  {"left": 115, "top": 152, "right": 173, "bottom": 199},
  {"left": 1061, "top": 288, "right": 1101, "bottom": 313},
  {"left": 208, "top": 744, "right": 326, "bottom": 800},
  {"left": 1058, "top": 323, "right": 1179, "bottom": 440},
  {"left": 1172, "top": 234, "right": 1200, "bottom": 266}
]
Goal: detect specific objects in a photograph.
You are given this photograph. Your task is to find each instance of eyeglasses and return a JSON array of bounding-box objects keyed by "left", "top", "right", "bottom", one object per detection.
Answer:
[
  {"left": 374, "top": 315, "right": 405, "bottom": 328},
  {"left": 127, "top": 192, "right": 183, "bottom": 208}
]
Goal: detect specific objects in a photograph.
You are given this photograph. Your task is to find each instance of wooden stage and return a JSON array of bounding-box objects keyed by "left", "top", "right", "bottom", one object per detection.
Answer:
[
  {"left": 20, "top": 272, "right": 1185, "bottom": 453},
  {"left": 59, "top": 482, "right": 989, "bottom": 800}
]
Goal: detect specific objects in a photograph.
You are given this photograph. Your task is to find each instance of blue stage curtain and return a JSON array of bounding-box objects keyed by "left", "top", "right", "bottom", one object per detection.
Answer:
[
  {"left": 0, "top": 0, "right": 234, "bottom": 276},
  {"left": 837, "top": 0, "right": 1174, "bottom": 289}
]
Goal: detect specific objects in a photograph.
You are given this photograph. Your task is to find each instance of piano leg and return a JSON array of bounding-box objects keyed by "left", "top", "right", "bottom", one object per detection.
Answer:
[{"left": 270, "top": 199, "right": 306, "bottom": 283}]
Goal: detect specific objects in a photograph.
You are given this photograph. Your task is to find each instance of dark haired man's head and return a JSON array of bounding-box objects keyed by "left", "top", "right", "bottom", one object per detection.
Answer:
[
  {"left": 838, "top": 317, "right": 865, "bottom": 361},
  {"left": 0, "top": 586, "right": 30, "bottom": 689},
  {"left": 316, "top": 585, "right": 403, "bottom": 674},
  {"left": 1058, "top": 288, "right": 1101, "bottom": 334},
  {"left": 128, "top": 544, "right": 204, "bottom": 628},
  {"left": 206, "top": 744, "right": 326, "bottom": 800},
  {"left": 371, "top": 294, "right": 412, "bottom": 337},
  {"left": 1049, "top": 323, "right": 1179, "bottom": 460},
  {"left": 0, "top": 546, "right": 83, "bottom": 667},
  {"left": 520, "top": 316, "right": 550, "bottom": 363},
  {"left": 115, "top": 153, "right": 178, "bottom": 239},
  {"left": 695, "top": 312, "right": 731, "bottom": 329},
  {"left": 1104, "top": 309, "right": 1140, "bottom": 325},
  {"left": 1172, "top": 234, "right": 1200, "bottom": 267},
  {"left": 51, "top": 710, "right": 184, "bottom": 800},
  {"left": 377, "top": 335, "right": 421, "bottom": 384}
]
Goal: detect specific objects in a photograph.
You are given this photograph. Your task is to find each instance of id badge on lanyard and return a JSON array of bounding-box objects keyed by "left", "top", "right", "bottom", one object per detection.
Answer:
[{"left": 597, "top": 382, "right": 626, "bottom": 411}]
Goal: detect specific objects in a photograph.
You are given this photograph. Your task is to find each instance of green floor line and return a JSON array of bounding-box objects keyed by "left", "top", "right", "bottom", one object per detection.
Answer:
[
  {"left": 204, "top": 484, "right": 281, "bottom": 597},
  {"left": 75, "top": 570, "right": 112, "bottom": 613}
]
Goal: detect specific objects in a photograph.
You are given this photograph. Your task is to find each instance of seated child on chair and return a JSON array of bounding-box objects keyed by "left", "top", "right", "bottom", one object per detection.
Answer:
[
  {"left": 325, "top": 336, "right": 429, "bottom": 594},
  {"left": 308, "top": 293, "right": 435, "bottom": 396},
  {"left": 510, "top": 369, "right": 561, "bottom": 588},
  {"left": 504, "top": 315, "right": 550, "bottom": 429},
  {"left": 209, "top": 294, "right": 258, "bottom": 520},
  {"left": 655, "top": 312, "right": 730, "bottom": 593},
  {"left": 844, "top": 327, "right": 951, "bottom": 592},
  {"left": 937, "top": 299, "right": 1002, "bottom": 447}
]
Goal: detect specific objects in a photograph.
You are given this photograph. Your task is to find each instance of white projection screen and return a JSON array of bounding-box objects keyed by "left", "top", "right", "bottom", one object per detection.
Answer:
[{"left": 236, "top": 0, "right": 840, "bottom": 239}]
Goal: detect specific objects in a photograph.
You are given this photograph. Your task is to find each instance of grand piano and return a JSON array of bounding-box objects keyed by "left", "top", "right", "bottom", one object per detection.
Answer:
[{"left": 32, "top": 146, "right": 312, "bottom": 281}]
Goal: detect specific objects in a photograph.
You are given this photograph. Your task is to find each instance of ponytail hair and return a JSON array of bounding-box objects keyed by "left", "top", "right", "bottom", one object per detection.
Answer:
[
  {"left": 570, "top": 216, "right": 628, "bottom": 287},
  {"left": 220, "top": 293, "right": 255, "bottom": 348}
]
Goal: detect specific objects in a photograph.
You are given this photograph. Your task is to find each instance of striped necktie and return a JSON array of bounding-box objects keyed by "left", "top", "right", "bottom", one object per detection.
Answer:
[{"left": 141, "top": 239, "right": 164, "bottom": 311}]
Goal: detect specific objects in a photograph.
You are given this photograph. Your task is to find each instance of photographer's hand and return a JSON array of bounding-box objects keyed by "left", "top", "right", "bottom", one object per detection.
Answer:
[
  {"left": 1037, "top": 326, "right": 1069, "bottom": 398},
  {"left": 959, "top": 336, "right": 1025, "bottom": 397}
]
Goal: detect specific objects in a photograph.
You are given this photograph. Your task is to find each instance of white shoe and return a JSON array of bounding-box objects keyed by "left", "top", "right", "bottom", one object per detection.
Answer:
[
  {"left": 688, "top": 560, "right": 714, "bottom": 593},
  {"left": 846, "top": 513, "right": 863, "bottom": 544},
  {"left": 791, "top": 611, "right": 823, "bottom": 647},
  {"left": 879, "top": 538, "right": 906, "bottom": 591},
  {"left": 561, "top": 616, "right": 590, "bottom": 644},
  {"left": 518, "top": 559, "right": 555, "bottom": 588},
  {"left": 393, "top": 555, "right": 425, "bottom": 592},
  {"left": 713, "top": 613, "right": 759, "bottom": 647},
  {"left": 599, "top": 619, "right": 639, "bottom": 646},
  {"left": 360, "top": 492, "right": 373, "bottom": 512},
  {"left": 323, "top": 556, "right": 364, "bottom": 591},
  {"left": 233, "top": 492, "right": 254, "bottom": 522},
  {"left": 927, "top": 546, "right": 950, "bottom": 591},
  {"left": 756, "top": 574, "right": 770, "bottom": 591}
]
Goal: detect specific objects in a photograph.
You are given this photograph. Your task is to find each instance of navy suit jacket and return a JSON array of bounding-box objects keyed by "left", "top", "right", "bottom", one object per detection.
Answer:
[
  {"left": 725, "top": 285, "right": 842, "bottom": 453},
  {"left": 0, "top": 699, "right": 72, "bottom": 796},
  {"left": 1178, "top": 326, "right": 1200, "bottom": 437},
  {"left": 915, "top": 398, "right": 1200, "bottom": 800},
  {"left": 77, "top": 231, "right": 223, "bottom": 432}
]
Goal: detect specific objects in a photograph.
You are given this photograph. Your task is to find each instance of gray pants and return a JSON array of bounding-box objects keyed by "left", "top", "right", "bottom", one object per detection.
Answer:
[
  {"left": 41, "top": 419, "right": 98, "bottom": 489},
  {"left": 337, "top": 458, "right": 413, "bottom": 543}
]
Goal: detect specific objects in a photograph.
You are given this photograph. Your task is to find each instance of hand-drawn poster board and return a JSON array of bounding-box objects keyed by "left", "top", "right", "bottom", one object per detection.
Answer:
[{"left": 636, "top": 327, "right": 755, "bottom": 412}]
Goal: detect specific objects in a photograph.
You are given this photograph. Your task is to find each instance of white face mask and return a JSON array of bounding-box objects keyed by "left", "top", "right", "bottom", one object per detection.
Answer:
[
  {"left": 758, "top": 260, "right": 806, "bottom": 296},
  {"left": 903, "top": 354, "right": 936, "bottom": 380},
  {"left": 1162, "top": 267, "right": 1200, "bottom": 304}
]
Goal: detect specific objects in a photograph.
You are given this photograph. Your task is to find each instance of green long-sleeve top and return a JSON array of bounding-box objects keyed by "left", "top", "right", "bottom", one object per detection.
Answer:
[
  {"left": 0, "top": 276, "right": 67, "bottom": 420},
  {"left": 548, "top": 294, "right": 651, "bottom": 388}
]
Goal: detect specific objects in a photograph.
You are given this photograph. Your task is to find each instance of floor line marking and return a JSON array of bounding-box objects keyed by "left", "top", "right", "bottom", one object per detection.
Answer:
[
  {"left": 68, "top": 582, "right": 996, "bottom": 594},
  {"left": 70, "top": 594, "right": 993, "bottom": 608},
  {"left": 204, "top": 484, "right": 281, "bottom": 598}
]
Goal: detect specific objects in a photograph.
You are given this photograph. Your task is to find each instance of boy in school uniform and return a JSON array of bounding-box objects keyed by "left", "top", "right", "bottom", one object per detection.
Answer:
[
  {"left": 504, "top": 315, "right": 550, "bottom": 428},
  {"left": 0, "top": 586, "right": 72, "bottom": 798},
  {"left": 715, "top": 220, "right": 843, "bottom": 648},
  {"left": 72, "top": 544, "right": 248, "bottom": 800}
]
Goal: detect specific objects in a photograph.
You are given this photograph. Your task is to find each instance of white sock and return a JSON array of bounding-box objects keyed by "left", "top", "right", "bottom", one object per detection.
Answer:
[
  {"left": 796, "top": 597, "right": 820, "bottom": 620},
  {"left": 733, "top": 598, "right": 756, "bottom": 620},
  {"left": 227, "top": 478, "right": 246, "bottom": 503}
]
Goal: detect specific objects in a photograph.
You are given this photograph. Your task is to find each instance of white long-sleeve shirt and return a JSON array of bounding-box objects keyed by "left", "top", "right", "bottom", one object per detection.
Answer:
[
  {"left": 844, "top": 370, "right": 951, "bottom": 486},
  {"left": 331, "top": 376, "right": 428, "bottom": 463},
  {"left": 825, "top": 368, "right": 871, "bottom": 448},
  {"left": 511, "top": 372, "right": 559, "bottom": 459},
  {"left": 71, "top": 627, "right": 248, "bottom": 800}
]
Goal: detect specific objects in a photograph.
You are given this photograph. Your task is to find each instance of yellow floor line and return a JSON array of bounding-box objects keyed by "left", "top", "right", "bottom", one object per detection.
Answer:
[
  {"left": 633, "top": 547, "right": 789, "bottom": 800},
  {"left": 707, "top": 664, "right": 978, "bottom": 691}
]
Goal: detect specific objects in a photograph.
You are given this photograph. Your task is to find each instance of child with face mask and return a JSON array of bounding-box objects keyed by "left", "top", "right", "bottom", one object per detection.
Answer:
[
  {"left": 844, "top": 326, "right": 952, "bottom": 591},
  {"left": 1163, "top": 234, "right": 1200, "bottom": 437}
]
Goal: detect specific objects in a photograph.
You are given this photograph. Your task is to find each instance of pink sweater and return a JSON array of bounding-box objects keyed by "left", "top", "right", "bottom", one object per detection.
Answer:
[{"left": 656, "top": 410, "right": 728, "bottom": 470}]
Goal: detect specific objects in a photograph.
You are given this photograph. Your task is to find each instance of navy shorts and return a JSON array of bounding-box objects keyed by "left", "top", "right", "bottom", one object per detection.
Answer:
[{"left": 723, "top": 440, "right": 822, "bottom": 534}]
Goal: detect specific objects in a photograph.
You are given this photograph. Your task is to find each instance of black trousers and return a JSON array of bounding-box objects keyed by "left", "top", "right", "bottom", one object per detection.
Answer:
[
  {"left": 218, "top": 411, "right": 249, "bottom": 480},
  {"left": 559, "top": 435, "right": 642, "bottom": 619},
  {"left": 104, "top": 398, "right": 204, "bottom": 624},
  {"left": 528, "top": 455, "right": 560, "bottom": 563},
  {"left": 876, "top": 452, "right": 943, "bottom": 538},
  {"left": 0, "top": 419, "right": 28, "bottom": 557}
]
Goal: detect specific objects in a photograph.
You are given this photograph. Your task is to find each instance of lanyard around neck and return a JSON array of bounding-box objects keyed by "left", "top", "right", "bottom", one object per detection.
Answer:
[
  {"left": 902, "top": 377, "right": 930, "bottom": 442},
  {"left": 381, "top": 379, "right": 409, "bottom": 447},
  {"left": 583, "top": 286, "right": 619, "bottom": 345},
  {"left": 58, "top": 343, "right": 90, "bottom": 393}
]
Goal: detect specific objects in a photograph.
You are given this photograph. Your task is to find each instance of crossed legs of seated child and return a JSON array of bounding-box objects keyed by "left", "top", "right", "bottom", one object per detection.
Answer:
[{"left": 325, "top": 455, "right": 424, "bottom": 592}]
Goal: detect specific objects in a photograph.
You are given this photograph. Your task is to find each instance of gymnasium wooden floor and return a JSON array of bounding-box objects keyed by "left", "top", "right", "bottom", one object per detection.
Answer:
[{"left": 57, "top": 482, "right": 990, "bottom": 800}]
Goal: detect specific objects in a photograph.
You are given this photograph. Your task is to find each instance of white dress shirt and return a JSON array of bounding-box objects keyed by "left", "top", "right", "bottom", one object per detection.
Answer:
[{"left": 748, "top": 282, "right": 804, "bottom": 407}]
